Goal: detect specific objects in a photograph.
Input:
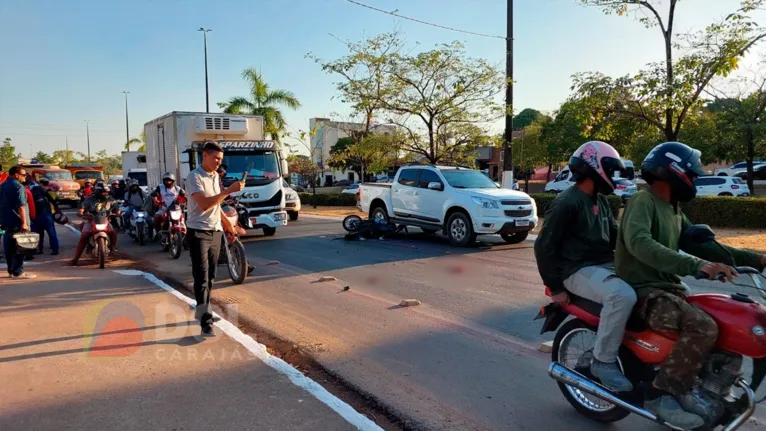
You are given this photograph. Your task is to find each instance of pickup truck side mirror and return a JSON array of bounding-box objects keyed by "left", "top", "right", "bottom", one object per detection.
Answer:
[{"left": 428, "top": 182, "right": 443, "bottom": 191}]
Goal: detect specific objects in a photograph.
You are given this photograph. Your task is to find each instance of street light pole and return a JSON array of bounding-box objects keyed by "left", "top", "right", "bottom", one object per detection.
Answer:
[
  {"left": 123, "top": 91, "right": 130, "bottom": 149},
  {"left": 85, "top": 120, "right": 91, "bottom": 163},
  {"left": 198, "top": 28, "right": 212, "bottom": 113},
  {"left": 501, "top": 0, "right": 514, "bottom": 189}
]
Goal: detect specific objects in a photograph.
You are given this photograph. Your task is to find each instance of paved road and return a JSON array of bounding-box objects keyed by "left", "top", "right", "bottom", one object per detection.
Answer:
[{"left": 61, "top": 209, "right": 765, "bottom": 430}]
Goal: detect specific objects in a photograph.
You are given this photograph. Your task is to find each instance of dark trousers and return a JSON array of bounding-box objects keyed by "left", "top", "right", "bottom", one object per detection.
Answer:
[
  {"left": 188, "top": 228, "right": 222, "bottom": 327},
  {"left": 34, "top": 214, "right": 59, "bottom": 252},
  {"left": 3, "top": 232, "right": 24, "bottom": 276}
]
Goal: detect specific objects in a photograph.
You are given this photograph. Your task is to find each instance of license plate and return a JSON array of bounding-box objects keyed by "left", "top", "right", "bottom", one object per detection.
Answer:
[{"left": 515, "top": 220, "right": 530, "bottom": 227}]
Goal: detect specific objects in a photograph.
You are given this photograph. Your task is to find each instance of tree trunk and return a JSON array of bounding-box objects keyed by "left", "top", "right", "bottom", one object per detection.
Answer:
[
  {"left": 746, "top": 127, "right": 755, "bottom": 195},
  {"left": 546, "top": 163, "right": 552, "bottom": 181}
]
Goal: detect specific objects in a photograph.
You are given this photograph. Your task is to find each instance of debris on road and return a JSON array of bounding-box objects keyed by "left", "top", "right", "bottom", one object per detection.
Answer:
[
  {"left": 399, "top": 299, "right": 421, "bottom": 307},
  {"left": 342, "top": 286, "right": 350, "bottom": 291},
  {"left": 318, "top": 276, "right": 337, "bottom": 282},
  {"left": 267, "top": 260, "right": 280, "bottom": 265},
  {"left": 538, "top": 341, "right": 553, "bottom": 353}
]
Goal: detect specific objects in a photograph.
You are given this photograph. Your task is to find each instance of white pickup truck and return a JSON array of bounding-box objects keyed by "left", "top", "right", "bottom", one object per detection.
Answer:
[{"left": 358, "top": 165, "right": 538, "bottom": 247}]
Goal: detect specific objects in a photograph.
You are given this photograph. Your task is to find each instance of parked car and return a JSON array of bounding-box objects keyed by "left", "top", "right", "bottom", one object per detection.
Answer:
[
  {"left": 342, "top": 183, "right": 360, "bottom": 194},
  {"left": 283, "top": 179, "right": 301, "bottom": 221},
  {"left": 612, "top": 178, "right": 638, "bottom": 202},
  {"left": 289, "top": 183, "right": 306, "bottom": 192},
  {"left": 734, "top": 164, "right": 766, "bottom": 181},
  {"left": 715, "top": 160, "right": 766, "bottom": 176},
  {"left": 544, "top": 167, "right": 574, "bottom": 193},
  {"left": 694, "top": 176, "right": 750, "bottom": 197},
  {"left": 334, "top": 179, "right": 352, "bottom": 187},
  {"left": 358, "top": 165, "right": 538, "bottom": 247}
]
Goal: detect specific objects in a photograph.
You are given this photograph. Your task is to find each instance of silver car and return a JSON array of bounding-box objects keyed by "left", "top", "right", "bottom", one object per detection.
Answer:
[{"left": 613, "top": 178, "right": 637, "bottom": 202}]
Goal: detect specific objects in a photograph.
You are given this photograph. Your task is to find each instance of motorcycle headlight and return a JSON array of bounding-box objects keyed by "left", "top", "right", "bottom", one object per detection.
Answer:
[
  {"left": 471, "top": 197, "right": 499, "bottom": 209},
  {"left": 170, "top": 211, "right": 182, "bottom": 220},
  {"left": 95, "top": 223, "right": 108, "bottom": 230},
  {"left": 135, "top": 212, "right": 146, "bottom": 218}
]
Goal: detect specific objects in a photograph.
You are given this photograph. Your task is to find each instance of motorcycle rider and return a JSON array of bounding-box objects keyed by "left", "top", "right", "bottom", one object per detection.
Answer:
[
  {"left": 151, "top": 172, "right": 186, "bottom": 234},
  {"left": 535, "top": 141, "right": 636, "bottom": 393},
  {"left": 615, "top": 142, "right": 766, "bottom": 428},
  {"left": 122, "top": 179, "right": 146, "bottom": 228},
  {"left": 71, "top": 182, "right": 119, "bottom": 265},
  {"left": 110, "top": 179, "right": 123, "bottom": 200},
  {"left": 80, "top": 179, "right": 94, "bottom": 199}
]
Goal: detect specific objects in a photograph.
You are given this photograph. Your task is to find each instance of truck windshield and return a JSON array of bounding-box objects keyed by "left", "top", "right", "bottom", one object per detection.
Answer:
[
  {"left": 128, "top": 172, "right": 147, "bottom": 186},
  {"left": 75, "top": 171, "right": 104, "bottom": 180},
  {"left": 222, "top": 152, "right": 280, "bottom": 186},
  {"left": 440, "top": 170, "right": 499, "bottom": 189},
  {"left": 42, "top": 170, "right": 73, "bottom": 180}
]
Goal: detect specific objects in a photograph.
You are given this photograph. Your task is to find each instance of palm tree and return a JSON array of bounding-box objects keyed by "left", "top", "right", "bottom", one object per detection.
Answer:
[
  {"left": 217, "top": 68, "right": 301, "bottom": 141},
  {"left": 125, "top": 130, "right": 146, "bottom": 152}
]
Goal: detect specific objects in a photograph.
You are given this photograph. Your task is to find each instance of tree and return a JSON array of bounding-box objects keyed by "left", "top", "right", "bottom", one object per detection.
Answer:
[
  {"left": 33, "top": 151, "right": 54, "bottom": 164},
  {"left": 577, "top": 0, "right": 766, "bottom": 141},
  {"left": 93, "top": 150, "right": 122, "bottom": 176},
  {"left": 287, "top": 154, "right": 321, "bottom": 196},
  {"left": 329, "top": 133, "right": 400, "bottom": 181},
  {"left": 125, "top": 130, "right": 146, "bottom": 152},
  {"left": 381, "top": 41, "right": 505, "bottom": 163},
  {"left": 218, "top": 69, "right": 301, "bottom": 141},
  {"left": 52, "top": 149, "right": 79, "bottom": 166},
  {"left": 513, "top": 108, "right": 545, "bottom": 130},
  {"left": 1, "top": 137, "right": 17, "bottom": 169}
]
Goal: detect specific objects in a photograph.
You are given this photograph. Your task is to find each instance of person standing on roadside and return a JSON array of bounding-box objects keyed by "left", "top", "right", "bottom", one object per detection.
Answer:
[
  {"left": 0, "top": 166, "right": 35, "bottom": 279},
  {"left": 31, "top": 178, "right": 60, "bottom": 255},
  {"left": 186, "top": 142, "right": 244, "bottom": 337}
]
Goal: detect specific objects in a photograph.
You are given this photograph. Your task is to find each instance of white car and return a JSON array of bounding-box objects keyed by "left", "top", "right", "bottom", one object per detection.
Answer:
[
  {"left": 283, "top": 179, "right": 301, "bottom": 220},
  {"left": 359, "top": 165, "right": 538, "bottom": 247},
  {"left": 342, "top": 184, "right": 360, "bottom": 194},
  {"left": 694, "top": 176, "right": 750, "bottom": 197},
  {"left": 612, "top": 178, "right": 638, "bottom": 202},
  {"left": 715, "top": 161, "right": 766, "bottom": 177}
]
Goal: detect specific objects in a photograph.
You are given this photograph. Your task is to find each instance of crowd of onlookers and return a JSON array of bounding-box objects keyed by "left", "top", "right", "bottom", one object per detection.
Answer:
[{"left": 1, "top": 164, "right": 63, "bottom": 278}]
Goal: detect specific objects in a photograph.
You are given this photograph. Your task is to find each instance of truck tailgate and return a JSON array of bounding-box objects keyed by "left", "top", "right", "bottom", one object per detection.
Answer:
[{"left": 359, "top": 182, "right": 392, "bottom": 213}]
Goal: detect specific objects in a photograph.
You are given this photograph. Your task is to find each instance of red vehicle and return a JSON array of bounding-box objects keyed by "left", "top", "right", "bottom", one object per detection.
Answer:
[
  {"left": 155, "top": 196, "right": 187, "bottom": 259},
  {"left": 538, "top": 225, "right": 766, "bottom": 430},
  {"left": 80, "top": 212, "right": 114, "bottom": 269}
]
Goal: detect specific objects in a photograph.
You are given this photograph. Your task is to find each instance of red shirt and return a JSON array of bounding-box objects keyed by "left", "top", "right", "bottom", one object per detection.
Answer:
[
  {"left": 25, "top": 187, "right": 36, "bottom": 220},
  {"left": 0, "top": 172, "right": 8, "bottom": 184}
]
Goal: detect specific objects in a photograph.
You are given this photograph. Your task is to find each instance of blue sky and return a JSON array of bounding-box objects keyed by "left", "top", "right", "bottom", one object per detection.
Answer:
[{"left": 1, "top": 0, "right": 763, "bottom": 158}]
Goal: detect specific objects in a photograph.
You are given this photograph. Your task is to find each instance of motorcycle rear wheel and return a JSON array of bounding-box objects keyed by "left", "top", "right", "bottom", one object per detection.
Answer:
[
  {"left": 137, "top": 223, "right": 145, "bottom": 246},
  {"left": 552, "top": 318, "right": 630, "bottom": 423},
  {"left": 227, "top": 240, "right": 247, "bottom": 285},
  {"left": 97, "top": 237, "right": 106, "bottom": 269}
]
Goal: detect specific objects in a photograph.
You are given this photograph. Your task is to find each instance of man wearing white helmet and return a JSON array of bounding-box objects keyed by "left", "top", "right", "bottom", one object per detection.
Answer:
[
  {"left": 535, "top": 141, "right": 636, "bottom": 393},
  {"left": 151, "top": 172, "right": 186, "bottom": 234}
]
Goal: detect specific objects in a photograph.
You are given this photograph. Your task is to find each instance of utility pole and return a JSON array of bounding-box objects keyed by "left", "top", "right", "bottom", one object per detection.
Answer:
[
  {"left": 198, "top": 28, "right": 212, "bottom": 113},
  {"left": 501, "top": 0, "right": 514, "bottom": 189},
  {"left": 66, "top": 136, "right": 69, "bottom": 165},
  {"left": 123, "top": 91, "right": 130, "bottom": 148},
  {"left": 85, "top": 120, "right": 91, "bottom": 163}
]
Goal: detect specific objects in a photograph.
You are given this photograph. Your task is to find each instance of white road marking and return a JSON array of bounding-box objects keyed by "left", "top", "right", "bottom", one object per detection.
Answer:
[{"left": 112, "top": 269, "right": 383, "bottom": 431}]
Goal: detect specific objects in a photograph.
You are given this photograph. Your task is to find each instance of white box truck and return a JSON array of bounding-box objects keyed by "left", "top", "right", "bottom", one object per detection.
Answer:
[{"left": 143, "top": 111, "right": 289, "bottom": 236}]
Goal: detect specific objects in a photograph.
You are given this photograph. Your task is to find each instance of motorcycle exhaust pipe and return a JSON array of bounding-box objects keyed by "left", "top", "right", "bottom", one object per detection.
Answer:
[{"left": 548, "top": 362, "right": 684, "bottom": 431}]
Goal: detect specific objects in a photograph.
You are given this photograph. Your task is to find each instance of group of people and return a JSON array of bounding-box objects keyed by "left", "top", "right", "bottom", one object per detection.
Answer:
[
  {"left": 535, "top": 141, "right": 766, "bottom": 428},
  {"left": 0, "top": 165, "right": 62, "bottom": 278}
]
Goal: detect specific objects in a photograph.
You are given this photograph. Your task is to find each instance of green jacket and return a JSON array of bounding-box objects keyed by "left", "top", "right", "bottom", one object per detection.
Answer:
[
  {"left": 534, "top": 186, "right": 617, "bottom": 294},
  {"left": 615, "top": 190, "right": 763, "bottom": 297}
]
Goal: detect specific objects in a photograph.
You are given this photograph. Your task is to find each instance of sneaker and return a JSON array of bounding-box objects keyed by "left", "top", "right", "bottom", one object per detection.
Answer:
[
  {"left": 590, "top": 359, "right": 633, "bottom": 392},
  {"left": 645, "top": 395, "right": 705, "bottom": 430},
  {"left": 678, "top": 387, "right": 721, "bottom": 424},
  {"left": 12, "top": 272, "right": 37, "bottom": 279},
  {"left": 201, "top": 325, "right": 216, "bottom": 337}
]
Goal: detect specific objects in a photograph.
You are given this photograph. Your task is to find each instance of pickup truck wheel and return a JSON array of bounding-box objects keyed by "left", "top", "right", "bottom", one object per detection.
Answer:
[
  {"left": 263, "top": 227, "right": 276, "bottom": 236},
  {"left": 289, "top": 211, "right": 299, "bottom": 221},
  {"left": 501, "top": 231, "right": 528, "bottom": 244},
  {"left": 447, "top": 212, "right": 475, "bottom": 247},
  {"left": 370, "top": 206, "right": 389, "bottom": 224}
]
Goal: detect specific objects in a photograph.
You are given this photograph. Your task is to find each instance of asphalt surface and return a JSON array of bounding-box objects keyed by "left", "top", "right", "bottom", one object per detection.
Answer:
[{"left": 59, "top": 209, "right": 765, "bottom": 430}]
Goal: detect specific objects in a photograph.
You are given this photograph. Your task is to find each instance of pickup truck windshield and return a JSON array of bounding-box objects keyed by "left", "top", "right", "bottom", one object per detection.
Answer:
[
  {"left": 441, "top": 170, "right": 499, "bottom": 189},
  {"left": 222, "top": 152, "right": 280, "bottom": 186},
  {"left": 75, "top": 171, "right": 104, "bottom": 180}
]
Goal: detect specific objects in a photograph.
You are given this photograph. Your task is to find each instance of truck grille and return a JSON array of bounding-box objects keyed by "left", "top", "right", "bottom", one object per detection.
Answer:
[
  {"left": 204, "top": 117, "right": 230, "bottom": 130},
  {"left": 241, "top": 190, "right": 282, "bottom": 208},
  {"left": 501, "top": 199, "right": 531, "bottom": 206},
  {"left": 505, "top": 209, "right": 532, "bottom": 217}
]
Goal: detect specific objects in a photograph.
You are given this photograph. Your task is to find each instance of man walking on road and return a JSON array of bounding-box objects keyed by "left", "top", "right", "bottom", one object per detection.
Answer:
[
  {"left": 186, "top": 142, "right": 243, "bottom": 336},
  {"left": 31, "top": 178, "right": 60, "bottom": 255},
  {"left": 0, "top": 166, "right": 35, "bottom": 279}
]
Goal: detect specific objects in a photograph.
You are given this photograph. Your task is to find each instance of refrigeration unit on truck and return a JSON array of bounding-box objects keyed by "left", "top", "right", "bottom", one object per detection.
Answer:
[{"left": 143, "top": 112, "right": 289, "bottom": 236}]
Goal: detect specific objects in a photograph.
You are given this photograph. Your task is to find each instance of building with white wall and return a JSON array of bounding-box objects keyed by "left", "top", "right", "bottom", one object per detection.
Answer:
[{"left": 309, "top": 117, "right": 396, "bottom": 186}]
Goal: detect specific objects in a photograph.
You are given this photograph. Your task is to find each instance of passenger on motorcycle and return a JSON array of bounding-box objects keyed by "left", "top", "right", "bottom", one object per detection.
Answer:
[
  {"left": 615, "top": 142, "right": 766, "bottom": 428},
  {"left": 151, "top": 172, "right": 186, "bottom": 233},
  {"left": 80, "top": 179, "right": 94, "bottom": 198},
  {"left": 109, "top": 179, "right": 122, "bottom": 200},
  {"left": 71, "top": 183, "right": 119, "bottom": 265},
  {"left": 122, "top": 179, "right": 146, "bottom": 226},
  {"left": 534, "top": 141, "right": 636, "bottom": 393}
]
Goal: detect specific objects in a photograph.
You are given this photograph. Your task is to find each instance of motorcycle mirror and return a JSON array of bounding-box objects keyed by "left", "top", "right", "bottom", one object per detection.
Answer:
[{"left": 680, "top": 224, "right": 716, "bottom": 245}]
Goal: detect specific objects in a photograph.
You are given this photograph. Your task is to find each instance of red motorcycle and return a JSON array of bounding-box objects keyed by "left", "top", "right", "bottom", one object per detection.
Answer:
[
  {"left": 81, "top": 211, "right": 113, "bottom": 269},
  {"left": 156, "top": 196, "right": 187, "bottom": 259},
  {"left": 538, "top": 225, "right": 766, "bottom": 430}
]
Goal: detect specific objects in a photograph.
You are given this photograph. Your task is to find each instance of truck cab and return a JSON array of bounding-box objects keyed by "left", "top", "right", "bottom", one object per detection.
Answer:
[
  {"left": 22, "top": 164, "right": 81, "bottom": 208},
  {"left": 359, "top": 165, "right": 538, "bottom": 247}
]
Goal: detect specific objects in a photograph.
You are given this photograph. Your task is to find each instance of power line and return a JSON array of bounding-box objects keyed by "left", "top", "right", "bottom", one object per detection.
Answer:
[{"left": 344, "top": 0, "right": 507, "bottom": 40}]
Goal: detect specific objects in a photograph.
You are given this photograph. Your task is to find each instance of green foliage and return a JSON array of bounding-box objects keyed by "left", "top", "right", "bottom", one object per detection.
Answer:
[
  {"left": 680, "top": 196, "right": 766, "bottom": 229},
  {"left": 1, "top": 137, "right": 18, "bottom": 169},
  {"left": 513, "top": 108, "right": 546, "bottom": 130},
  {"left": 93, "top": 150, "right": 122, "bottom": 176},
  {"left": 329, "top": 133, "right": 398, "bottom": 178},
  {"left": 297, "top": 192, "right": 357, "bottom": 207},
  {"left": 530, "top": 193, "right": 622, "bottom": 219},
  {"left": 287, "top": 154, "right": 321, "bottom": 183},
  {"left": 218, "top": 69, "right": 302, "bottom": 141},
  {"left": 33, "top": 151, "right": 55, "bottom": 164}
]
